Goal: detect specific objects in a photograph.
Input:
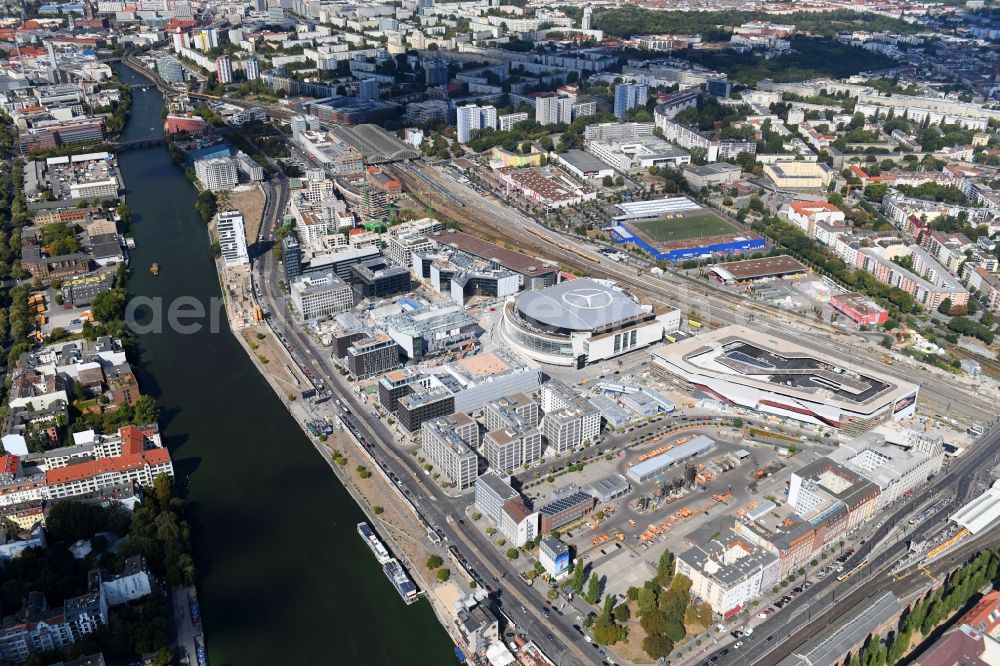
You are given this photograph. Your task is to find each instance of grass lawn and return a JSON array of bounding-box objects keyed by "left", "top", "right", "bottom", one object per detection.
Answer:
[{"left": 631, "top": 213, "right": 735, "bottom": 243}]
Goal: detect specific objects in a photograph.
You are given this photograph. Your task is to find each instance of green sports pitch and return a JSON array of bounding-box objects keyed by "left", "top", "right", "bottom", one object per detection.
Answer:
[{"left": 629, "top": 212, "right": 736, "bottom": 243}]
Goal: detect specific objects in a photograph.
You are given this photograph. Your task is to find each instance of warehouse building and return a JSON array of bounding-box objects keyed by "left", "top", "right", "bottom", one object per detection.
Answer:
[{"left": 626, "top": 435, "right": 715, "bottom": 483}]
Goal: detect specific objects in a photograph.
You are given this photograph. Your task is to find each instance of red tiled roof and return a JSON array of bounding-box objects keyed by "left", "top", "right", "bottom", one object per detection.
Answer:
[
  {"left": 790, "top": 200, "right": 841, "bottom": 215},
  {"left": 46, "top": 448, "right": 171, "bottom": 485},
  {"left": 961, "top": 590, "right": 1000, "bottom": 634},
  {"left": 0, "top": 455, "right": 19, "bottom": 476}
]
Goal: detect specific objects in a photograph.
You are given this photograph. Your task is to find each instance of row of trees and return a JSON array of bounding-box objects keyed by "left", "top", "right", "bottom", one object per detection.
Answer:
[{"left": 749, "top": 212, "right": 918, "bottom": 315}]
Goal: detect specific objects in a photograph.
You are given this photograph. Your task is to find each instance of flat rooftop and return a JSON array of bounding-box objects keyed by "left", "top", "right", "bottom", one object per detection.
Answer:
[
  {"left": 709, "top": 255, "right": 808, "bottom": 282},
  {"left": 654, "top": 324, "right": 915, "bottom": 412},
  {"left": 776, "top": 592, "right": 900, "bottom": 666},
  {"left": 428, "top": 229, "right": 556, "bottom": 278}
]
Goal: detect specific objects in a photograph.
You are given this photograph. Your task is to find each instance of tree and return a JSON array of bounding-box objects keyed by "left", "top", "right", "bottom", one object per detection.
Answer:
[
  {"left": 592, "top": 615, "right": 622, "bottom": 645},
  {"left": 585, "top": 573, "right": 602, "bottom": 605},
  {"left": 436, "top": 567, "right": 451, "bottom": 582},
  {"left": 614, "top": 603, "right": 631, "bottom": 622},
  {"left": 664, "top": 620, "right": 686, "bottom": 642},
  {"left": 426, "top": 554, "right": 443, "bottom": 569},
  {"left": 642, "top": 633, "right": 673, "bottom": 660},
  {"left": 657, "top": 549, "right": 675, "bottom": 585},
  {"left": 637, "top": 585, "right": 658, "bottom": 614},
  {"left": 641, "top": 610, "right": 669, "bottom": 636},
  {"left": 506, "top": 548, "right": 519, "bottom": 560},
  {"left": 91, "top": 288, "right": 126, "bottom": 323},
  {"left": 937, "top": 298, "right": 952, "bottom": 315},
  {"left": 614, "top": 175, "right": 625, "bottom": 186},
  {"left": 602, "top": 175, "right": 614, "bottom": 187},
  {"left": 571, "top": 563, "right": 587, "bottom": 595}
]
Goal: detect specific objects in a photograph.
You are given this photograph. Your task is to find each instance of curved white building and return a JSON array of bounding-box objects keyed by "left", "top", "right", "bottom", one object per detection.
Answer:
[{"left": 499, "top": 278, "right": 679, "bottom": 367}]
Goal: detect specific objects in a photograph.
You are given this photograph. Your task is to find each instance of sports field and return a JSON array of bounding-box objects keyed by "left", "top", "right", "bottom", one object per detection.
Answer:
[{"left": 631, "top": 212, "right": 735, "bottom": 243}]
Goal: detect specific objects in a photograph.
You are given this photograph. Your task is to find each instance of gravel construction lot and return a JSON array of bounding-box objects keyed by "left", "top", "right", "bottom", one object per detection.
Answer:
[{"left": 229, "top": 186, "right": 266, "bottom": 243}]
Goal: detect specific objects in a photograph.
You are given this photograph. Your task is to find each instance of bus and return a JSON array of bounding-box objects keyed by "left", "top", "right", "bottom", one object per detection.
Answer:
[
  {"left": 687, "top": 320, "right": 703, "bottom": 329},
  {"left": 837, "top": 559, "right": 868, "bottom": 582}
]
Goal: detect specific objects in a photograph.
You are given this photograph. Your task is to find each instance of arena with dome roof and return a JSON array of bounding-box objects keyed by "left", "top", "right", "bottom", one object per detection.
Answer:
[{"left": 498, "top": 278, "right": 680, "bottom": 367}]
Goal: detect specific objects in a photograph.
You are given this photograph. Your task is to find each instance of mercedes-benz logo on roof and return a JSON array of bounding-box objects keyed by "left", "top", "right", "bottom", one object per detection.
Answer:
[{"left": 562, "top": 288, "right": 613, "bottom": 310}]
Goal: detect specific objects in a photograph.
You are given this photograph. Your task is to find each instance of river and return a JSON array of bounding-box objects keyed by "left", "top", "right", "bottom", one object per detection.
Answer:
[{"left": 114, "top": 65, "right": 454, "bottom": 665}]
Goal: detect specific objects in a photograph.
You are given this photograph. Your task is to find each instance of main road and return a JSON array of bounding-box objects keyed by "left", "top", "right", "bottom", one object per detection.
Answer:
[{"left": 247, "top": 173, "right": 596, "bottom": 666}]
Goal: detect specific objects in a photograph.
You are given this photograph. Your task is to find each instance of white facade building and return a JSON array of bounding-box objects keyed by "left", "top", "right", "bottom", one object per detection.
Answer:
[
  {"left": 194, "top": 157, "right": 238, "bottom": 192},
  {"left": 289, "top": 273, "right": 355, "bottom": 320},
  {"left": 216, "top": 210, "right": 249, "bottom": 266},
  {"left": 456, "top": 104, "right": 497, "bottom": 143}
]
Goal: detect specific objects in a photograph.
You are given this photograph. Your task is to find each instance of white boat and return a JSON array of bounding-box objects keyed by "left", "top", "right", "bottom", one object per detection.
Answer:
[
  {"left": 383, "top": 558, "right": 418, "bottom": 604},
  {"left": 357, "top": 522, "right": 391, "bottom": 564}
]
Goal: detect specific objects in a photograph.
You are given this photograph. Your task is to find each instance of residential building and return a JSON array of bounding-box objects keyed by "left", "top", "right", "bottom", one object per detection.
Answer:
[
  {"left": 357, "top": 78, "right": 380, "bottom": 100},
  {"left": 384, "top": 218, "right": 441, "bottom": 267},
  {"left": 216, "top": 211, "right": 249, "bottom": 267},
  {"left": 456, "top": 105, "right": 497, "bottom": 143},
  {"left": 236, "top": 152, "right": 264, "bottom": 182},
  {"left": 243, "top": 57, "right": 260, "bottom": 81},
  {"left": 194, "top": 156, "right": 238, "bottom": 192},
  {"left": 498, "top": 112, "right": 528, "bottom": 131},
  {"left": 655, "top": 114, "right": 756, "bottom": 163},
  {"left": 535, "top": 93, "right": 572, "bottom": 125},
  {"left": 215, "top": 55, "right": 233, "bottom": 84},
  {"left": 654, "top": 88, "right": 699, "bottom": 118},
  {"left": 858, "top": 247, "right": 968, "bottom": 311},
  {"left": 614, "top": 83, "right": 648, "bottom": 119},
  {"left": 676, "top": 531, "right": 780, "bottom": 616},
  {"left": 0, "top": 588, "right": 108, "bottom": 663}
]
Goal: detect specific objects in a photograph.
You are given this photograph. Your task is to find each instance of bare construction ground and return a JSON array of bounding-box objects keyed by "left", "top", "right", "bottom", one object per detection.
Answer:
[
  {"left": 229, "top": 186, "right": 266, "bottom": 244},
  {"left": 239, "top": 325, "right": 309, "bottom": 396}
]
